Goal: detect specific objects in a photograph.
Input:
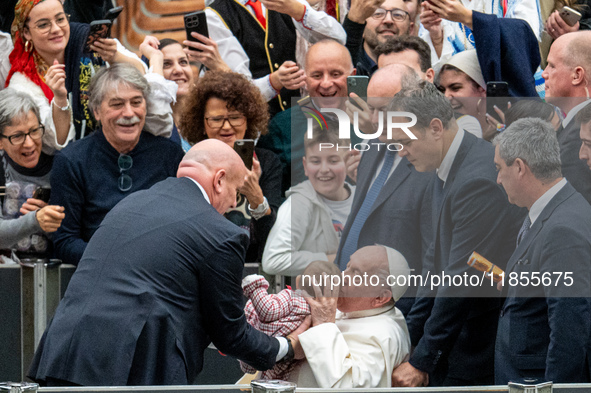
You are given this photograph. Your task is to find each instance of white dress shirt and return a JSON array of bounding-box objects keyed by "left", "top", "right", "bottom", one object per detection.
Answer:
[{"left": 204, "top": 0, "right": 346, "bottom": 101}]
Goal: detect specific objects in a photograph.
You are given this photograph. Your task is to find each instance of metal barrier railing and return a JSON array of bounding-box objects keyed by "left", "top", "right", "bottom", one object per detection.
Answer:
[
  {"left": 0, "top": 262, "right": 75, "bottom": 382},
  {"left": 3, "top": 381, "right": 591, "bottom": 393}
]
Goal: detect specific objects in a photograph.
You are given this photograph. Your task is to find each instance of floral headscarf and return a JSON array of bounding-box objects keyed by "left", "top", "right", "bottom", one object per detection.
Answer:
[{"left": 6, "top": 0, "right": 54, "bottom": 101}]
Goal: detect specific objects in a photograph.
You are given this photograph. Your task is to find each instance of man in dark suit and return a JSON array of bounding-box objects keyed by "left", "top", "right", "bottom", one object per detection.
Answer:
[
  {"left": 28, "top": 139, "right": 307, "bottom": 386},
  {"left": 336, "top": 64, "right": 433, "bottom": 316},
  {"left": 542, "top": 31, "right": 591, "bottom": 204},
  {"left": 493, "top": 118, "right": 591, "bottom": 384},
  {"left": 389, "top": 81, "right": 524, "bottom": 386},
  {"left": 578, "top": 103, "right": 591, "bottom": 171}
]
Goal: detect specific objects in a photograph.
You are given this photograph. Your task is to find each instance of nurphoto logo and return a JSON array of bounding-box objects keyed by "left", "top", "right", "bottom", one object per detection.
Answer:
[{"left": 304, "top": 107, "right": 419, "bottom": 152}]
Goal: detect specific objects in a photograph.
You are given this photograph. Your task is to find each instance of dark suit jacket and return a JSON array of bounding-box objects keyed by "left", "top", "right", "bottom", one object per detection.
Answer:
[
  {"left": 495, "top": 182, "right": 591, "bottom": 384},
  {"left": 29, "top": 177, "right": 279, "bottom": 386},
  {"left": 557, "top": 118, "right": 591, "bottom": 205},
  {"left": 406, "top": 132, "right": 525, "bottom": 385},
  {"left": 335, "top": 149, "right": 433, "bottom": 316}
]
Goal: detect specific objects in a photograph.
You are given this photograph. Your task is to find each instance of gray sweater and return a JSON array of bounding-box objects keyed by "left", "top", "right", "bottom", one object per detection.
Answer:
[{"left": 0, "top": 212, "right": 41, "bottom": 249}]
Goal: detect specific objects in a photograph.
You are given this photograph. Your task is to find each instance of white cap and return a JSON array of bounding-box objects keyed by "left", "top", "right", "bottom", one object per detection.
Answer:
[
  {"left": 384, "top": 246, "right": 410, "bottom": 302},
  {"left": 444, "top": 50, "right": 486, "bottom": 90}
]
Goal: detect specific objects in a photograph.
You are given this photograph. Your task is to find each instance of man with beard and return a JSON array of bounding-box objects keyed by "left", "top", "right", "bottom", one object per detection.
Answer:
[{"left": 343, "top": 0, "right": 413, "bottom": 76}]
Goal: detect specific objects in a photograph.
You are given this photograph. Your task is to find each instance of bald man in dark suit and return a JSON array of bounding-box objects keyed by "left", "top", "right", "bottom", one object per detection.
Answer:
[{"left": 29, "top": 140, "right": 306, "bottom": 386}]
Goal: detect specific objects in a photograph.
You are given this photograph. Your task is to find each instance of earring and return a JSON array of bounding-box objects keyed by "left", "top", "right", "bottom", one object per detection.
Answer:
[
  {"left": 476, "top": 98, "right": 482, "bottom": 115},
  {"left": 24, "top": 40, "right": 33, "bottom": 52}
]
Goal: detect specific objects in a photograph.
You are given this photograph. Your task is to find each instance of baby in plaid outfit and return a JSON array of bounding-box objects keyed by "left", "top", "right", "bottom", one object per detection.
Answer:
[{"left": 241, "top": 260, "right": 341, "bottom": 380}]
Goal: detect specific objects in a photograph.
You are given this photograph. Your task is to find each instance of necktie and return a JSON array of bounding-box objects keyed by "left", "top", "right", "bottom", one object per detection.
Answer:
[
  {"left": 432, "top": 174, "right": 445, "bottom": 212},
  {"left": 516, "top": 215, "right": 531, "bottom": 247},
  {"left": 337, "top": 150, "right": 396, "bottom": 270},
  {"left": 246, "top": 0, "right": 266, "bottom": 29}
]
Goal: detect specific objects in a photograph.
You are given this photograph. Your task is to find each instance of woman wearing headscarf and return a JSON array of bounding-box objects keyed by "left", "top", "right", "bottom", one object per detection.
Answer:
[{"left": 6, "top": 0, "right": 152, "bottom": 142}]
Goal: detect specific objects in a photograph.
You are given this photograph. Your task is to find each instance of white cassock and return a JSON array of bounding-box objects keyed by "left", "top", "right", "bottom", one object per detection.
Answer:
[{"left": 289, "top": 304, "right": 410, "bottom": 388}]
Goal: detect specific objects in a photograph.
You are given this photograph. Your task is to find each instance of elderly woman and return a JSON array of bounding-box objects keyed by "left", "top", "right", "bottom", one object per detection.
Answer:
[
  {"left": 6, "top": 0, "right": 159, "bottom": 141},
  {"left": 0, "top": 88, "right": 64, "bottom": 259},
  {"left": 180, "top": 71, "right": 282, "bottom": 262}
]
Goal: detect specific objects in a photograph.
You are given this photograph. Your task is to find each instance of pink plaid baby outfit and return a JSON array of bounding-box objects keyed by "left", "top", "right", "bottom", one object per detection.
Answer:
[{"left": 240, "top": 274, "right": 310, "bottom": 380}]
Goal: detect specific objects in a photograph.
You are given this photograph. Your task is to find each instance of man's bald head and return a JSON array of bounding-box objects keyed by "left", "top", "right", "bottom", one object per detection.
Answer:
[
  {"left": 544, "top": 31, "right": 591, "bottom": 105},
  {"left": 305, "top": 40, "right": 355, "bottom": 108},
  {"left": 369, "top": 63, "right": 420, "bottom": 97},
  {"left": 563, "top": 31, "right": 591, "bottom": 72},
  {"left": 305, "top": 39, "right": 353, "bottom": 72},
  {"left": 177, "top": 139, "right": 247, "bottom": 214}
]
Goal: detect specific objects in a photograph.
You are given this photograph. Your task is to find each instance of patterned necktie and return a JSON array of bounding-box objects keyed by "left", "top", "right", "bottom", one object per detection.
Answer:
[
  {"left": 516, "top": 215, "right": 531, "bottom": 247},
  {"left": 246, "top": 0, "right": 266, "bottom": 29},
  {"left": 337, "top": 150, "right": 396, "bottom": 270}
]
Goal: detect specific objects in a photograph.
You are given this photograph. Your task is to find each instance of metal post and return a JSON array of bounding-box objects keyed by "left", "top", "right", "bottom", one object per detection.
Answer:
[
  {"left": 509, "top": 381, "right": 553, "bottom": 393},
  {"left": 20, "top": 259, "right": 62, "bottom": 380},
  {"left": 0, "top": 382, "right": 39, "bottom": 393},
  {"left": 251, "top": 380, "right": 296, "bottom": 393}
]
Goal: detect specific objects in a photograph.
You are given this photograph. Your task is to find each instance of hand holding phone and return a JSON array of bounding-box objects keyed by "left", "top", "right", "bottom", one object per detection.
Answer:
[
  {"left": 33, "top": 187, "right": 51, "bottom": 203},
  {"left": 347, "top": 75, "right": 369, "bottom": 110},
  {"left": 486, "top": 81, "right": 509, "bottom": 119},
  {"left": 85, "top": 20, "right": 112, "bottom": 53},
  {"left": 184, "top": 11, "right": 209, "bottom": 51},
  {"left": 234, "top": 139, "right": 255, "bottom": 170},
  {"left": 559, "top": 6, "right": 582, "bottom": 27}
]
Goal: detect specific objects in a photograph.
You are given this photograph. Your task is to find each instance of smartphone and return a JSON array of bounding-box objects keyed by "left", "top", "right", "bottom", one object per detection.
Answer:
[
  {"left": 486, "top": 81, "right": 509, "bottom": 119},
  {"left": 234, "top": 139, "right": 255, "bottom": 170},
  {"left": 347, "top": 75, "right": 369, "bottom": 109},
  {"left": 559, "top": 6, "right": 582, "bottom": 26},
  {"left": 104, "top": 6, "right": 124, "bottom": 22},
  {"left": 85, "top": 20, "right": 112, "bottom": 53},
  {"left": 33, "top": 187, "right": 51, "bottom": 203},
  {"left": 184, "top": 10, "right": 209, "bottom": 50}
]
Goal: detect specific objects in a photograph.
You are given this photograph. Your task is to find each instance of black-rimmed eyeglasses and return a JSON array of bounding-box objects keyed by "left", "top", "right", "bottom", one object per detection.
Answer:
[
  {"left": 371, "top": 8, "right": 410, "bottom": 21},
  {"left": 205, "top": 115, "right": 246, "bottom": 129},
  {"left": 118, "top": 154, "right": 133, "bottom": 192},
  {"left": 0, "top": 125, "right": 45, "bottom": 145}
]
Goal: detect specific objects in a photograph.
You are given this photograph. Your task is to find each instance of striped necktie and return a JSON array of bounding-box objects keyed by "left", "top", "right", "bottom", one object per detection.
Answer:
[{"left": 337, "top": 150, "right": 396, "bottom": 270}]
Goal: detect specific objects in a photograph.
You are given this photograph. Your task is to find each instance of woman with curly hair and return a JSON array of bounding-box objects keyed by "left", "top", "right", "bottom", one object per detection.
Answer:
[{"left": 180, "top": 70, "right": 282, "bottom": 262}]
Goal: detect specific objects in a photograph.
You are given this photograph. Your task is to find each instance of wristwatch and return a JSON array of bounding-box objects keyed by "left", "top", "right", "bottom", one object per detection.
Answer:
[
  {"left": 52, "top": 99, "right": 70, "bottom": 111},
  {"left": 285, "top": 336, "right": 295, "bottom": 362},
  {"left": 248, "top": 196, "right": 269, "bottom": 220}
]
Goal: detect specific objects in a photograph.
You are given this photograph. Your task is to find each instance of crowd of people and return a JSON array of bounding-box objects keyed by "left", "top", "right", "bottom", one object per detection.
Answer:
[{"left": 1, "top": 0, "right": 591, "bottom": 388}]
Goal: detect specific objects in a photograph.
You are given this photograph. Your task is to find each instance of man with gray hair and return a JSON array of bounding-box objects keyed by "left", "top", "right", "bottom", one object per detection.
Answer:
[
  {"left": 493, "top": 117, "right": 591, "bottom": 384},
  {"left": 389, "top": 81, "right": 524, "bottom": 386},
  {"left": 49, "top": 63, "right": 184, "bottom": 265}
]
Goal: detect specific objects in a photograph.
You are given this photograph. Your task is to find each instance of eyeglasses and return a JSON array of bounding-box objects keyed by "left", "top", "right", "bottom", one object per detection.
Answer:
[
  {"left": 30, "top": 13, "right": 70, "bottom": 35},
  {"left": 205, "top": 114, "right": 246, "bottom": 129},
  {"left": 371, "top": 8, "right": 410, "bottom": 21},
  {"left": 118, "top": 154, "right": 133, "bottom": 192},
  {"left": 0, "top": 125, "right": 45, "bottom": 145}
]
